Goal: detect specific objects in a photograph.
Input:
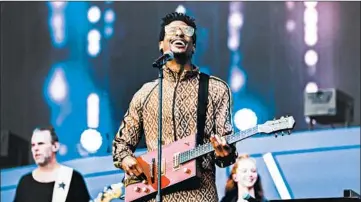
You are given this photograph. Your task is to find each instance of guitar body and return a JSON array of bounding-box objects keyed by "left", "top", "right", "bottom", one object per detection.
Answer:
[
  {"left": 125, "top": 135, "right": 199, "bottom": 202},
  {"left": 124, "top": 116, "right": 296, "bottom": 202}
]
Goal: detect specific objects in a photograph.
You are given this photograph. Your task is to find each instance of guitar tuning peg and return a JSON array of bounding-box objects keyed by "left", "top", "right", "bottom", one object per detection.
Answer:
[
  {"left": 287, "top": 130, "right": 291, "bottom": 135},
  {"left": 274, "top": 133, "right": 278, "bottom": 138},
  {"left": 281, "top": 132, "right": 285, "bottom": 136}
]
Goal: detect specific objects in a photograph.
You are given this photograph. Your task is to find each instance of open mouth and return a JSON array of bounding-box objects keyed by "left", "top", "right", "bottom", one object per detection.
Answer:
[{"left": 171, "top": 39, "right": 187, "bottom": 48}]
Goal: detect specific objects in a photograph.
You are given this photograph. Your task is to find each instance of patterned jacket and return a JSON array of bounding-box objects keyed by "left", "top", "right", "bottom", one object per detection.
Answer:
[{"left": 113, "top": 66, "right": 237, "bottom": 202}]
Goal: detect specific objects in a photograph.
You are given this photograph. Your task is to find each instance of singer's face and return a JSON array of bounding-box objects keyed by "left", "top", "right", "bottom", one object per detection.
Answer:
[
  {"left": 160, "top": 21, "right": 194, "bottom": 56},
  {"left": 234, "top": 159, "right": 258, "bottom": 188},
  {"left": 31, "top": 130, "right": 56, "bottom": 167}
]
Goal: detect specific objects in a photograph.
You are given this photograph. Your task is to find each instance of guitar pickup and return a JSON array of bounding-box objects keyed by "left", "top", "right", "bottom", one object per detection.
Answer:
[{"left": 173, "top": 153, "right": 180, "bottom": 170}]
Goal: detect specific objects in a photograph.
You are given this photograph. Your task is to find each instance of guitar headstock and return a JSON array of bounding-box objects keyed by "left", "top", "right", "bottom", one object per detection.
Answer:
[
  {"left": 258, "top": 116, "right": 295, "bottom": 136},
  {"left": 93, "top": 183, "right": 124, "bottom": 202}
]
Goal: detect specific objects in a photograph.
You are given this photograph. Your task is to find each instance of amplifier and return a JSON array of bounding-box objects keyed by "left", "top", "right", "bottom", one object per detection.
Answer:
[{"left": 304, "top": 88, "right": 354, "bottom": 125}]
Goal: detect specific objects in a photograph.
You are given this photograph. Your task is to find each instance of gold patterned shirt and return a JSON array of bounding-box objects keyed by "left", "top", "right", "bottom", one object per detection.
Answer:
[{"left": 113, "top": 66, "right": 237, "bottom": 202}]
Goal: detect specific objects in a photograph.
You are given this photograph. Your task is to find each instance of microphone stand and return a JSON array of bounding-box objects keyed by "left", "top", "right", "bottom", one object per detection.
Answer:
[{"left": 152, "top": 59, "right": 165, "bottom": 202}]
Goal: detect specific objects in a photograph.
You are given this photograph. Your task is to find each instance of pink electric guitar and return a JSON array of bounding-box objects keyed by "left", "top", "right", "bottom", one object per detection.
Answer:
[{"left": 125, "top": 116, "right": 295, "bottom": 202}]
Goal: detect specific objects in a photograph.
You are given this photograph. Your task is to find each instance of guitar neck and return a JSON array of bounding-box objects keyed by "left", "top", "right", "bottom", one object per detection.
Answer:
[{"left": 179, "top": 126, "right": 259, "bottom": 164}]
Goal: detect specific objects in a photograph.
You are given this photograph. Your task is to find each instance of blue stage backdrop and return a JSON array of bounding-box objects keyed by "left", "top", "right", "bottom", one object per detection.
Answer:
[{"left": 0, "top": 2, "right": 360, "bottom": 198}]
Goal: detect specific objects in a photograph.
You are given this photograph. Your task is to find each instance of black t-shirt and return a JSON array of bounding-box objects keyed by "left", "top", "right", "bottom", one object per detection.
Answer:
[{"left": 13, "top": 170, "right": 91, "bottom": 202}]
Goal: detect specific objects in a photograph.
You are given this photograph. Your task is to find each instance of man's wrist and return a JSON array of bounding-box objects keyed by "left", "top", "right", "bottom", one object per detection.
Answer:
[{"left": 116, "top": 153, "right": 134, "bottom": 169}]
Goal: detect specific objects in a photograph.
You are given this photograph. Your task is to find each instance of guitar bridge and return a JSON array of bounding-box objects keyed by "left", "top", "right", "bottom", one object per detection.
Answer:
[{"left": 173, "top": 152, "right": 180, "bottom": 170}]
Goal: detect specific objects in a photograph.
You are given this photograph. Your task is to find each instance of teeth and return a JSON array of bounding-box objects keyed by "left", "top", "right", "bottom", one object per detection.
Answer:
[{"left": 173, "top": 40, "right": 185, "bottom": 46}]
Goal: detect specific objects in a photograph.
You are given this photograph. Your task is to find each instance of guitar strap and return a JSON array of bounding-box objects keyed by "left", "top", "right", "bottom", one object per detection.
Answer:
[
  {"left": 196, "top": 72, "right": 210, "bottom": 146},
  {"left": 52, "top": 165, "right": 73, "bottom": 202}
]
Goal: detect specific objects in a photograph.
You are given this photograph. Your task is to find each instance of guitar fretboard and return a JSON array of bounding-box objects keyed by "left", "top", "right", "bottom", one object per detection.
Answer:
[{"left": 178, "top": 126, "right": 259, "bottom": 164}]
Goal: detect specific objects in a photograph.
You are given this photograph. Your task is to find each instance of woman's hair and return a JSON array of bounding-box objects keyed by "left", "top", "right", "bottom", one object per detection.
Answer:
[{"left": 224, "top": 154, "right": 264, "bottom": 200}]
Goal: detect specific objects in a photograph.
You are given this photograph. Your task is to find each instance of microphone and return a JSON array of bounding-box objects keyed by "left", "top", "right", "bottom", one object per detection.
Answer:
[
  {"left": 152, "top": 51, "right": 174, "bottom": 67},
  {"left": 242, "top": 193, "right": 258, "bottom": 202}
]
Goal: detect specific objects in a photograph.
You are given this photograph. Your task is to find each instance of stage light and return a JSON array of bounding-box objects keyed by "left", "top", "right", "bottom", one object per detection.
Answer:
[
  {"left": 304, "top": 7, "right": 318, "bottom": 24},
  {"left": 88, "top": 6, "right": 101, "bottom": 23},
  {"left": 50, "top": 1, "right": 66, "bottom": 9},
  {"left": 227, "top": 3, "right": 242, "bottom": 51},
  {"left": 230, "top": 1, "right": 242, "bottom": 13},
  {"left": 80, "top": 128, "right": 102, "bottom": 153},
  {"left": 104, "top": 26, "right": 113, "bottom": 38},
  {"left": 48, "top": 1, "right": 67, "bottom": 47},
  {"left": 87, "top": 93, "right": 99, "bottom": 128},
  {"left": 87, "top": 29, "right": 101, "bottom": 56},
  {"left": 304, "top": 23, "right": 318, "bottom": 33},
  {"left": 234, "top": 108, "right": 258, "bottom": 131},
  {"left": 305, "top": 116, "right": 317, "bottom": 125},
  {"left": 304, "top": 49, "right": 318, "bottom": 66},
  {"left": 286, "top": 19, "right": 296, "bottom": 32},
  {"left": 48, "top": 68, "right": 67, "bottom": 103},
  {"left": 52, "top": 15, "right": 64, "bottom": 44},
  {"left": 58, "top": 143, "right": 68, "bottom": 156},
  {"left": 227, "top": 35, "right": 240, "bottom": 51},
  {"left": 304, "top": 6, "right": 318, "bottom": 47},
  {"left": 88, "top": 29, "right": 101, "bottom": 42},
  {"left": 229, "top": 12, "right": 243, "bottom": 29},
  {"left": 51, "top": 14, "right": 64, "bottom": 29},
  {"left": 285, "top": 1, "right": 295, "bottom": 10},
  {"left": 88, "top": 43, "right": 100, "bottom": 57},
  {"left": 304, "top": 1, "right": 318, "bottom": 8},
  {"left": 175, "top": 5, "right": 186, "bottom": 14},
  {"left": 104, "top": 9, "right": 115, "bottom": 24},
  {"left": 304, "top": 26, "right": 318, "bottom": 46},
  {"left": 50, "top": 14, "right": 66, "bottom": 47},
  {"left": 305, "top": 82, "right": 318, "bottom": 93},
  {"left": 228, "top": 1, "right": 246, "bottom": 98},
  {"left": 230, "top": 67, "right": 246, "bottom": 93}
]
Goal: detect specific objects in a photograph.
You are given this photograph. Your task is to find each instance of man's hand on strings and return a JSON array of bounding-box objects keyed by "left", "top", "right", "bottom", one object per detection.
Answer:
[{"left": 210, "top": 134, "right": 233, "bottom": 157}]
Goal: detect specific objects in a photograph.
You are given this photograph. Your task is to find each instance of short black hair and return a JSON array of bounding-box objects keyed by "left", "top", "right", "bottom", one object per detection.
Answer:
[
  {"left": 34, "top": 126, "right": 59, "bottom": 144},
  {"left": 159, "top": 12, "right": 197, "bottom": 45}
]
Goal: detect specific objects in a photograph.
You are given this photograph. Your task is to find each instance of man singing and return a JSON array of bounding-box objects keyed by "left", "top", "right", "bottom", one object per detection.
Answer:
[
  {"left": 113, "top": 12, "right": 238, "bottom": 202},
  {"left": 14, "top": 126, "right": 91, "bottom": 202}
]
